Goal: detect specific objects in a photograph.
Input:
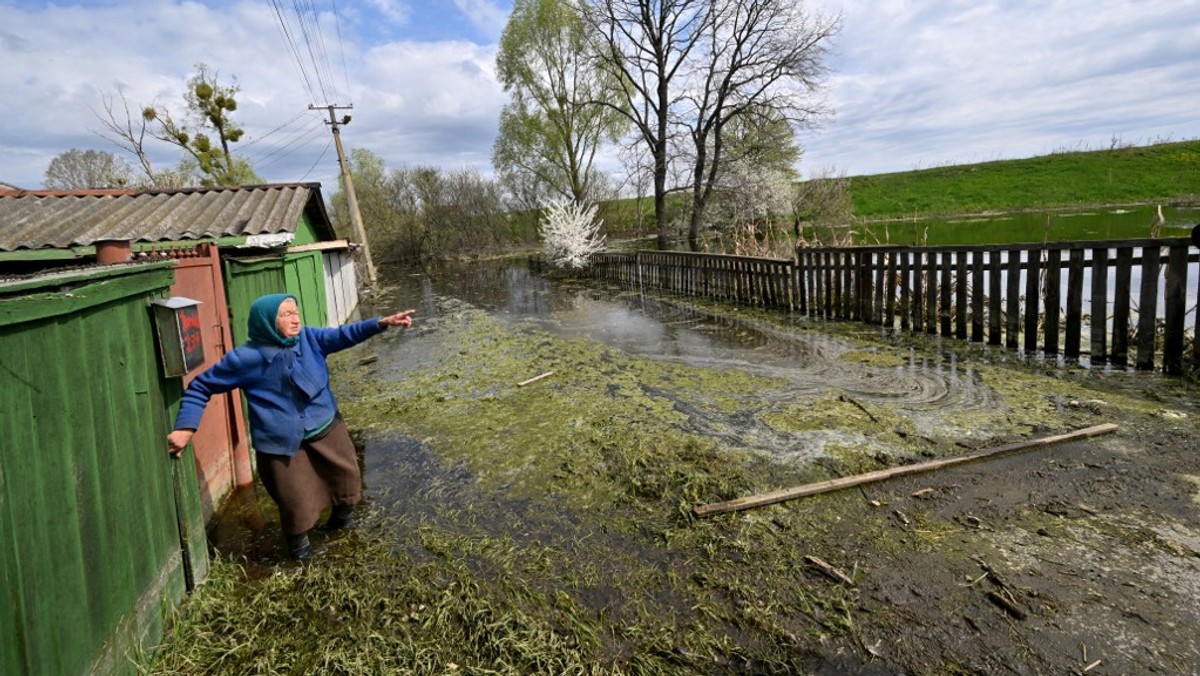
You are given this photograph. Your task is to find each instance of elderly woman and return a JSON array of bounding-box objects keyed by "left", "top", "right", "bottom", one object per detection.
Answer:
[{"left": 167, "top": 293, "right": 414, "bottom": 560}]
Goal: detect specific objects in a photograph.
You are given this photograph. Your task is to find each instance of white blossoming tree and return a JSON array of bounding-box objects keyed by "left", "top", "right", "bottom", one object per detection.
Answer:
[{"left": 539, "top": 201, "right": 606, "bottom": 268}]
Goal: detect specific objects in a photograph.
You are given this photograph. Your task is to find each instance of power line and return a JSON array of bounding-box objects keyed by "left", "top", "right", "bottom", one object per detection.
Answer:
[
  {"left": 253, "top": 121, "right": 328, "bottom": 169},
  {"left": 300, "top": 137, "right": 335, "bottom": 180},
  {"left": 303, "top": 0, "right": 341, "bottom": 103},
  {"left": 291, "top": 0, "right": 330, "bottom": 104},
  {"left": 240, "top": 111, "right": 308, "bottom": 152},
  {"left": 330, "top": 0, "right": 353, "bottom": 103},
  {"left": 269, "top": 0, "right": 318, "bottom": 103},
  {"left": 243, "top": 116, "right": 324, "bottom": 165}
]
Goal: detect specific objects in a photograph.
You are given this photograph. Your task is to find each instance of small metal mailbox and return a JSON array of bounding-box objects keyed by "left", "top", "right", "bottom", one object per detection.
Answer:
[{"left": 151, "top": 297, "right": 205, "bottom": 377}]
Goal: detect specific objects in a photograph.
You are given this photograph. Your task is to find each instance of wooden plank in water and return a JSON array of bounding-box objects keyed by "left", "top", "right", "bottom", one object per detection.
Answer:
[
  {"left": 988, "top": 250, "right": 1002, "bottom": 345},
  {"left": 940, "top": 251, "right": 953, "bottom": 337},
  {"left": 971, "top": 250, "right": 984, "bottom": 342},
  {"left": 1005, "top": 249, "right": 1021, "bottom": 349},
  {"left": 1136, "top": 245, "right": 1161, "bottom": 370},
  {"left": 1024, "top": 252, "right": 1042, "bottom": 353},
  {"left": 1090, "top": 247, "right": 1109, "bottom": 362},
  {"left": 926, "top": 251, "right": 939, "bottom": 335},
  {"left": 955, "top": 250, "right": 968, "bottom": 339},
  {"left": 1044, "top": 248, "right": 1062, "bottom": 354},
  {"left": 692, "top": 423, "right": 1119, "bottom": 518}
]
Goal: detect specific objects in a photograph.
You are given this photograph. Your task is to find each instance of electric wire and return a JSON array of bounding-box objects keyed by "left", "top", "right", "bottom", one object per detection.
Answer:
[
  {"left": 253, "top": 121, "right": 328, "bottom": 169},
  {"left": 260, "top": 0, "right": 353, "bottom": 187},
  {"left": 299, "top": 137, "right": 335, "bottom": 180},
  {"left": 239, "top": 111, "right": 308, "bottom": 153},
  {"left": 297, "top": 0, "right": 336, "bottom": 105},
  {"left": 330, "top": 0, "right": 354, "bottom": 103},
  {"left": 303, "top": 0, "right": 341, "bottom": 103},
  {"left": 243, "top": 116, "right": 325, "bottom": 166},
  {"left": 269, "top": 0, "right": 318, "bottom": 103}
]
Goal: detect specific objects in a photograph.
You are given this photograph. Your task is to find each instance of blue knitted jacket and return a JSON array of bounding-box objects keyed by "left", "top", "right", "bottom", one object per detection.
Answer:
[{"left": 174, "top": 318, "right": 386, "bottom": 456}]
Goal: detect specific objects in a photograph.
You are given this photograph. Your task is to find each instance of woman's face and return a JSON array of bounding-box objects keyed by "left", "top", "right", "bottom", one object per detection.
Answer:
[{"left": 275, "top": 299, "right": 302, "bottom": 338}]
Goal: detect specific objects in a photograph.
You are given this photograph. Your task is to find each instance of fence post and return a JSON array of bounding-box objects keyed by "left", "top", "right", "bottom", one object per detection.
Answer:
[
  {"left": 1136, "top": 245, "right": 1161, "bottom": 370},
  {"left": 1163, "top": 243, "right": 1188, "bottom": 375}
]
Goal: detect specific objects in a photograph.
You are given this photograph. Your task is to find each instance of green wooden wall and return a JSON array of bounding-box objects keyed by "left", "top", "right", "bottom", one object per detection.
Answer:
[{"left": 0, "top": 263, "right": 207, "bottom": 675}]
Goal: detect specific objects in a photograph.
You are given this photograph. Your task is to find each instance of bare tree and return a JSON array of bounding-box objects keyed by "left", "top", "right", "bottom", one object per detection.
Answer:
[
  {"left": 585, "top": 0, "right": 709, "bottom": 248},
  {"left": 43, "top": 148, "right": 135, "bottom": 189},
  {"left": 587, "top": 0, "right": 839, "bottom": 250},
  {"left": 93, "top": 64, "right": 259, "bottom": 188},
  {"left": 682, "top": 0, "right": 839, "bottom": 248},
  {"left": 93, "top": 90, "right": 159, "bottom": 183}
]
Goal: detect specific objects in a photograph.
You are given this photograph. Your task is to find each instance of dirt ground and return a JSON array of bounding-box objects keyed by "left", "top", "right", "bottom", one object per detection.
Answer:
[{"left": 814, "top": 395, "right": 1200, "bottom": 675}]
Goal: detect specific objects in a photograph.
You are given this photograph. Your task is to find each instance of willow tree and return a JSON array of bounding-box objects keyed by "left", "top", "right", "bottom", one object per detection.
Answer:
[{"left": 493, "top": 0, "right": 627, "bottom": 206}]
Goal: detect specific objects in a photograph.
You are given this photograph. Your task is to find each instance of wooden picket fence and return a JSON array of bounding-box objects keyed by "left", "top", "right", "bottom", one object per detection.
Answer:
[{"left": 588, "top": 236, "right": 1200, "bottom": 375}]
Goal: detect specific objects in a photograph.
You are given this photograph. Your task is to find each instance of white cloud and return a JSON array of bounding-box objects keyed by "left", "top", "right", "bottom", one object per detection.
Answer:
[
  {"left": 0, "top": 0, "right": 1195, "bottom": 191},
  {"left": 453, "top": 0, "right": 510, "bottom": 42},
  {"left": 803, "top": 0, "right": 1200, "bottom": 175}
]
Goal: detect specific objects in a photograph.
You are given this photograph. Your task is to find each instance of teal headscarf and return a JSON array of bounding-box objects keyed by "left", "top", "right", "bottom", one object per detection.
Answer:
[{"left": 247, "top": 293, "right": 300, "bottom": 347}]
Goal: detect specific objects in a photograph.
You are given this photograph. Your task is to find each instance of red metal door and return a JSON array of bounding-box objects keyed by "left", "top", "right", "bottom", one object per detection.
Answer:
[{"left": 168, "top": 243, "right": 251, "bottom": 517}]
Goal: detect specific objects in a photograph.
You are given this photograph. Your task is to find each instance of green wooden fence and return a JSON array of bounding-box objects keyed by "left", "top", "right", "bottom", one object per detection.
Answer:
[
  {"left": 0, "top": 263, "right": 207, "bottom": 674},
  {"left": 589, "top": 236, "right": 1200, "bottom": 375}
]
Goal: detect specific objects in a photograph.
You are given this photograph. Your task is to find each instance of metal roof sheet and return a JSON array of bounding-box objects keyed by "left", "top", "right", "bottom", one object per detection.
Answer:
[{"left": 0, "top": 183, "right": 330, "bottom": 252}]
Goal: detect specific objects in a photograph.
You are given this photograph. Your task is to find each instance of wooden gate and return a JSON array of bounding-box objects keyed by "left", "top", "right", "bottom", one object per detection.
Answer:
[{"left": 163, "top": 243, "right": 251, "bottom": 517}]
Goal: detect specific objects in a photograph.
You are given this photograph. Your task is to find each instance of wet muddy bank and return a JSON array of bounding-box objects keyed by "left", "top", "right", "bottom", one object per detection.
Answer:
[{"left": 151, "top": 260, "right": 1200, "bottom": 674}]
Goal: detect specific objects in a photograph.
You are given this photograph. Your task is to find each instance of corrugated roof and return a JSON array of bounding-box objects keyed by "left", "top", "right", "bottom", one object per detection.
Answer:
[{"left": 0, "top": 183, "right": 332, "bottom": 252}]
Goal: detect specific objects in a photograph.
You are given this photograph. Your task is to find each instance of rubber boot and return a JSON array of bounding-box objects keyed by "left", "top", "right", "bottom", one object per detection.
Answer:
[
  {"left": 286, "top": 531, "right": 312, "bottom": 560},
  {"left": 324, "top": 504, "right": 355, "bottom": 531}
]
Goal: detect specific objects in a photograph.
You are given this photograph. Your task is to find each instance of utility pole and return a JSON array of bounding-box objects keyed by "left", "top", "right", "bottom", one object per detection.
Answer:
[{"left": 311, "top": 103, "right": 378, "bottom": 287}]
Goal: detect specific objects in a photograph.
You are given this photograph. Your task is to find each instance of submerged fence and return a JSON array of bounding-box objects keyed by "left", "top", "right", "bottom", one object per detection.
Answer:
[{"left": 589, "top": 236, "right": 1200, "bottom": 375}]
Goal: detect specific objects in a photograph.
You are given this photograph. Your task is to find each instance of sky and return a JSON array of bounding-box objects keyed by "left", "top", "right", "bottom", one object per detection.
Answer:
[{"left": 1, "top": 0, "right": 1197, "bottom": 193}]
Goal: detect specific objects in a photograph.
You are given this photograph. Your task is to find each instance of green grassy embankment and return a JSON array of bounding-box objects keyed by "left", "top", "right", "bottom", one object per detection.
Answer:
[{"left": 845, "top": 139, "right": 1200, "bottom": 221}]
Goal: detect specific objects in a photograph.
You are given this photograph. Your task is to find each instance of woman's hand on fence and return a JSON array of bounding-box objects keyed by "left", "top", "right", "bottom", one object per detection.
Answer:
[
  {"left": 379, "top": 309, "right": 415, "bottom": 329},
  {"left": 167, "top": 429, "right": 195, "bottom": 458}
]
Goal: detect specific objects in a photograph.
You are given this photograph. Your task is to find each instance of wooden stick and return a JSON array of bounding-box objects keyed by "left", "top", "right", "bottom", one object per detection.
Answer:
[
  {"left": 804, "top": 555, "right": 855, "bottom": 586},
  {"left": 986, "top": 590, "right": 1028, "bottom": 620},
  {"left": 692, "top": 423, "right": 1118, "bottom": 518},
  {"left": 516, "top": 370, "right": 555, "bottom": 387}
]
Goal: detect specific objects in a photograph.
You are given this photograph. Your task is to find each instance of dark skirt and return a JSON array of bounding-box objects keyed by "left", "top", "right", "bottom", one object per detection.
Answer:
[{"left": 256, "top": 417, "right": 362, "bottom": 535}]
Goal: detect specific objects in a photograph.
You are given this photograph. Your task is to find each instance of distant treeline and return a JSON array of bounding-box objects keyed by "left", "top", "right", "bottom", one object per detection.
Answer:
[{"left": 330, "top": 140, "right": 1199, "bottom": 261}]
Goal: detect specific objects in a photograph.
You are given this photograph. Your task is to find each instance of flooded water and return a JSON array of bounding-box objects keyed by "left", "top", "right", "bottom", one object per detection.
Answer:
[
  {"left": 375, "top": 258, "right": 1003, "bottom": 429},
  {"left": 206, "top": 255, "right": 1160, "bottom": 564}
]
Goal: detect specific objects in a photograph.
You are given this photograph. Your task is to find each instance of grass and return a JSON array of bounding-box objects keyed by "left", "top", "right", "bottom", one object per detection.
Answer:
[{"left": 842, "top": 139, "right": 1200, "bottom": 220}]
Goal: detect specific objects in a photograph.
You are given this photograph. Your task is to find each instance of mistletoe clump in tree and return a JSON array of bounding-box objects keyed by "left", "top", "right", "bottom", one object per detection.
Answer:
[{"left": 143, "top": 63, "right": 258, "bottom": 186}]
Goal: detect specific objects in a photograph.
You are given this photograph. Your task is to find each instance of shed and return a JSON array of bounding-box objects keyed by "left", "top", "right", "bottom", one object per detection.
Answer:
[{"left": 0, "top": 183, "right": 362, "bottom": 518}]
